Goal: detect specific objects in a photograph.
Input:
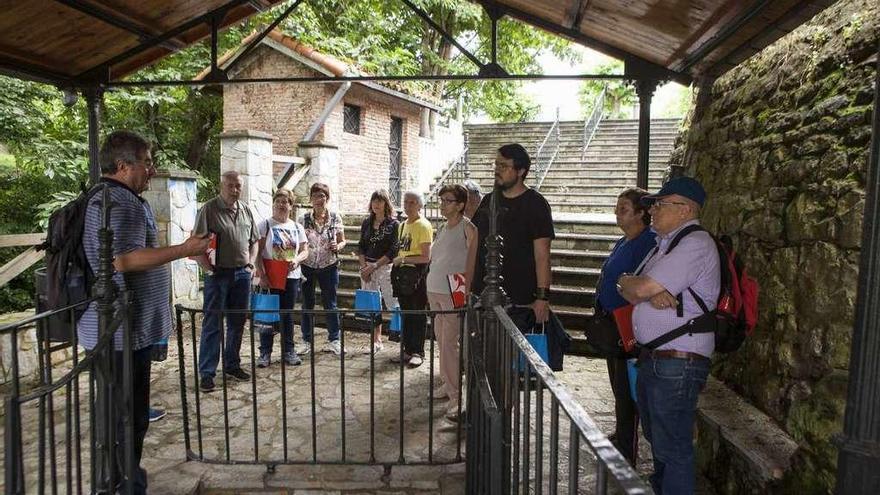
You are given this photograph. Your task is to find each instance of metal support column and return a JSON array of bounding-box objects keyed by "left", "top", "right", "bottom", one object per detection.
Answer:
[
  {"left": 835, "top": 45, "right": 880, "bottom": 495},
  {"left": 85, "top": 87, "right": 103, "bottom": 185},
  {"left": 480, "top": 185, "right": 509, "bottom": 493},
  {"left": 634, "top": 79, "right": 658, "bottom": 190}
]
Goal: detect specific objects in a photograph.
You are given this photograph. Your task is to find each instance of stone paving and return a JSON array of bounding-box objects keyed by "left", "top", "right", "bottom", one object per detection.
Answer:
[{"left": 0, "top": 316, "right": 715, "bottom": 494}]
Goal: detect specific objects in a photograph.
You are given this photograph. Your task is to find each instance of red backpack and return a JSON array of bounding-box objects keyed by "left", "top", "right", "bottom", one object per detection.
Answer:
[{"left": 642, "top": 225, "right": 759, "bottom": 353}]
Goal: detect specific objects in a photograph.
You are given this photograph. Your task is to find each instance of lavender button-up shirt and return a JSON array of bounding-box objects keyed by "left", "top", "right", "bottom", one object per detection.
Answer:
[{"left": 632, "top": 219, "right": 720, "bottom": 357}]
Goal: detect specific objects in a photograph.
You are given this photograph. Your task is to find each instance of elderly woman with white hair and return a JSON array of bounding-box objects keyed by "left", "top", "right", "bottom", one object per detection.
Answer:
[{"left": 391, "top": 190, "right": 433, "bottom": 367}]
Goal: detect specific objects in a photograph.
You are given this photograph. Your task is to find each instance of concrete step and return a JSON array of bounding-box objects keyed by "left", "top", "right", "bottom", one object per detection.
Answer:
[
  {"left": 552, "top": 265, "right": 601, "bottom": 288},
  {"left": 550, "top": 248, "right": 610, "bottom": 269},
  {"left": 535, "top": 180, "right": 665, "bottom": 189},
  {"left": 467, "top": 150, "right": 674, "bottom": 159},
  {"left": 467, "top": 131, "right": 678, "bottom": 141},
  {"left": 460, "top": 172, "right": 667, "bottom": 185},
  {"left": 553, "top": 232, "right": 620, "bottom": 251},
  {"left": 552, "top": 203, "right": 618, "bottom": 213},
  {"left": 466, "top": 142, "right": 676, "bottom": 152},
  {"left": 541, "top": 189, "right": 660, "bottom": 201}
]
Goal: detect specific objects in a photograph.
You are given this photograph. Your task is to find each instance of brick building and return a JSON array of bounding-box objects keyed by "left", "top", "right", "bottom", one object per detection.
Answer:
[{"left": 198, "top": 30, "right": 440, "bottom": 214}]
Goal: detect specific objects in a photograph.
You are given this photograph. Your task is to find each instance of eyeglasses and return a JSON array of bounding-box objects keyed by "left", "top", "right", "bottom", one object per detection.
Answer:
[
  {"left": 493, "top": 162, "right": 515, "bottom": 171},
  {"left": 649, "top": 200, "right": 688, "bottom": 209},
  {"left": 439, "top": 197, "right": 460, "bottom": 204},
  {"left": 129, "top": 157, "right": 155, "bottom": 170}
]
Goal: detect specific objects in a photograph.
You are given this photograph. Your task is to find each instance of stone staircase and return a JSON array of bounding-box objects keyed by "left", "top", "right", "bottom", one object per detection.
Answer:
[
  {"left": 319, "top": 119, "right": 680, "bottom": 351},
  {"left": 461, "top": 119, "right": 679, "bottom": 211}
]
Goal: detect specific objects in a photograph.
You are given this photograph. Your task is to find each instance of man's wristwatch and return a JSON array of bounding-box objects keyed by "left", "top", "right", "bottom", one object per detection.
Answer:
[
  {"left": 534, "top": 287, "right": 550, "bottom": 301},
  {"left": 245, "top": 263, "right": 255, "bottom": 271}
]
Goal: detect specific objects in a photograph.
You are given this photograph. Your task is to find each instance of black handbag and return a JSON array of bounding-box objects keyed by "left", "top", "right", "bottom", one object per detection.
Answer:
[
  {"left": 583, "top": 310, "right": 629, "bottom": 359},
  {"left": 391, "top": 265, "right": 423, "bottom": 297}
]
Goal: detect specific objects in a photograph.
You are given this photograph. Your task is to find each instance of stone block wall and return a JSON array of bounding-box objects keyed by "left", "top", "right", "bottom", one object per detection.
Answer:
[
  {"left": 220, "top": 130, "right": 274, "bottom": 222},
  {"left": 144, "top": 169, "right": 201, "bottom": 305},
  {"left": 670, "top": 0, "right": 878, "bottom": 491}
]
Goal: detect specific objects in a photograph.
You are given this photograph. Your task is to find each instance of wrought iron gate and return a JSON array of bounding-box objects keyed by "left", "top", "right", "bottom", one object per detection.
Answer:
[{"left": 389, "top": 117, "right": 403, "bottom": 206}]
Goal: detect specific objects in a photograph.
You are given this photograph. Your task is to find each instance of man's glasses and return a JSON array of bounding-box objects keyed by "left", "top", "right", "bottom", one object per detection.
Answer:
[
  {"left": 129, "top": 158, "right": 155, "bottom": 170},
  {"left": 649, "top": 200, "right": 688, "bottom": 209}
]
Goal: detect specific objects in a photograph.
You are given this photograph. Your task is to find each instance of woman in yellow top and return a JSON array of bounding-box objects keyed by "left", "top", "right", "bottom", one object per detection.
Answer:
[{"left": 391, "top": 191, "right": 433, "bottom": 367}]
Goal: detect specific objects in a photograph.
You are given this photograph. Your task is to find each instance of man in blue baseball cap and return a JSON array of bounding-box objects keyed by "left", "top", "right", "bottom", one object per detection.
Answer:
[{"left": 616, "top": 175, "right": 720, "bottom": 494}]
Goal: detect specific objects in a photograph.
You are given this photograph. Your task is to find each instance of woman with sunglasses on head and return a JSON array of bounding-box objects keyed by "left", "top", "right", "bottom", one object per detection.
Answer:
[
  {"left": 299, "top": 183, "right": 346, "bottom": 356},
  {"left": 358, "top": 189, "right": 401, "bottom": 353},
  {"left": 426, "top": 184, "right": 477, "bottom": 421}
]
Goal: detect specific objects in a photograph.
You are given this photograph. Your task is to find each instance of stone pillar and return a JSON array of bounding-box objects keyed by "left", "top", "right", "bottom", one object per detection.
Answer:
[
  {"left": 144, "top": 169, "right": 200, "bottom": 305},
  {"left": 297, "top": 141, "right": 340, "bottom": 211},
  {"left": 220, "top": 130, "right": 274, "bottom": 222}
]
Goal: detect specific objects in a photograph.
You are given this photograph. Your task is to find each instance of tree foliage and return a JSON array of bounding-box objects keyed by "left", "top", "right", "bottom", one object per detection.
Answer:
[
  {"left": 578, "top": 60, "right": 637, "bottom": 119},
  {"left": 275, "top": 0, "right": 578, "bottom": 121}
]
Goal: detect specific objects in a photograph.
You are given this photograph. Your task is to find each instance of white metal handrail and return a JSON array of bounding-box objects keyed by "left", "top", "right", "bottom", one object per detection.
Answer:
[
  {"left": 533, "top": 108, "right": 561, "bottom": 191},
  {"left": 581, "top": 85, "right": 607, "bottom": 162}
]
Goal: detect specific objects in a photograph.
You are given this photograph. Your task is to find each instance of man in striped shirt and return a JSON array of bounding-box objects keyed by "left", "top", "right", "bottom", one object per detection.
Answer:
[{"left": 79, "top": 130, "right": 209, "bottom": 493}]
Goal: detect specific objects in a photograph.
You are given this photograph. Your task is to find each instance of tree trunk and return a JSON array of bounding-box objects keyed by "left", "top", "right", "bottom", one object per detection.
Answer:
[{"left": 184, "top": 91, "right": 220, "bottom": 171}]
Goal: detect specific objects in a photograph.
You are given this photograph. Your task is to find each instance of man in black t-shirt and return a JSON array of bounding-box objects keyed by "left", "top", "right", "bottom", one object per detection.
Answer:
[{"left": 472, "top": 143, "right": 555, "bottom": 322}]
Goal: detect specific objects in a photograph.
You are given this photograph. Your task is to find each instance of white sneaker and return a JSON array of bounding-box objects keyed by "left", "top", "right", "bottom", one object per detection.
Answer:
[
  {"left": 327, "top": 340, "right": 342, "bottom": 355},
  {"left": 297, "top": 342, "right": 312, "bottom": 356},
  {"left": 372, "top": 341, "right": 384, "bottom": 353},
  {"left": 432, "top": 384, "right": 449, "bottom": 400},
  {"left": 408, "top": 355, "right": 424, "bottom": 368}
]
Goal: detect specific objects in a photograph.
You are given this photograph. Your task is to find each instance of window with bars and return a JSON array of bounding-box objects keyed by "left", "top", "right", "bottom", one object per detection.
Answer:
[{"left": 343, "top": 104, "right": 361, "bottom": 134}]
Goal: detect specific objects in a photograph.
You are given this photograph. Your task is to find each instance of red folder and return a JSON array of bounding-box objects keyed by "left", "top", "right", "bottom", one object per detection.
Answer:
[
  {"left": 612, "top": 305, "right": 636, "bottom": 352},
  {"left": 447, "top": 272, "right": 467, "bottom": 308}
]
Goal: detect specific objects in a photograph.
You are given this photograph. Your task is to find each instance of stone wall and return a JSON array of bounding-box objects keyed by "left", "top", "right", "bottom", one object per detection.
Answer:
[
  {"left": 143, "top": 169, "right": 201, "bottom": 305},
  {"left": 671, "top": 0, "right": 879, "bottom": 492},
  {"left": 220, "top": 130, "right": 274, "bottom": 222}
]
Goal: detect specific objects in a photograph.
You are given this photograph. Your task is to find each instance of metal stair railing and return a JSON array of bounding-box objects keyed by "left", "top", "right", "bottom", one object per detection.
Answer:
[
  {"left": 533, "top": 108, "right": 561, "bottom": 192},
  {"left": 427, "top": 131, "right": 470, "bottom": 219},
  {"left": 581, "top": 85, "right": 607, "bottom": 162}
]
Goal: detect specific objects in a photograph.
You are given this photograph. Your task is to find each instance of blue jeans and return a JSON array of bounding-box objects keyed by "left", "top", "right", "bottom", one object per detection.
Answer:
[
  {"left": 300, "top": 264, "right": 340, "bottom": 342},
  {"left": 260, "top": 278, "right": 300, "bottom": 356},
  {"left": 199, "top": 267, "right": 252, "bottom": 378},
  {"left": 636, "top": 355, "right": 710, "bottom": 495}
]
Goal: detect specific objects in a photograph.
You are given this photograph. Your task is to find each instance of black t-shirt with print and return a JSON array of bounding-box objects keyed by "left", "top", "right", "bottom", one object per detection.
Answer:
[{"left": 472, "top": 188, "right": 555, "bottom": 305}]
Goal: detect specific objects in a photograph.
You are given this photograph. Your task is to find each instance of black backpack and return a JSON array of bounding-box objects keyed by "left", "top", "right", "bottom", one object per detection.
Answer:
[{"left": 37, "top": 183, "right": 103, "bottom": 322}]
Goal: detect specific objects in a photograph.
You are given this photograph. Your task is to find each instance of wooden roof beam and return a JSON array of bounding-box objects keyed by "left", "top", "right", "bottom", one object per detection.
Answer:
[
  {"left": 563, "top": 0, "right": 591, "bottom": 31},
  {"left": 51, "top": 0, "right": 187, "bottom": 51},
  {"left": 474, "top": 0, "right": 690, "bottom": 85},
  {"left": 80, "top": 0, "right": 254, "bottom": 82},
  {"left": 0, "top": 55, "right": 71, "bottom": 85},
  {"left": 673, "top": 0, "right": 774, "bottom": 74},
  {"left": 703, "top": 0, "right": 836, "bottom": 78}
]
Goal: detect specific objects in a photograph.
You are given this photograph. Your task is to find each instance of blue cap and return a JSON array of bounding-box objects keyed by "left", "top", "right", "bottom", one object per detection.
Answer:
[{"left": 641, "top": 176, "right": 706, "bottom": 207}]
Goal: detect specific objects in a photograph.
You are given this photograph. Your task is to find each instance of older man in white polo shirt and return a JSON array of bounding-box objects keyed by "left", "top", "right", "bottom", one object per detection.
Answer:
[{"left": 617, "top": 176, "right": 720, "bottom": 495}]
